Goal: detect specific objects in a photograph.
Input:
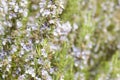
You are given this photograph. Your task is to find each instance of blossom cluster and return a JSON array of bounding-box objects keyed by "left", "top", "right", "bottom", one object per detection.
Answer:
[{"left": 0, "top": 0, "right": 71, "bottom": 79}]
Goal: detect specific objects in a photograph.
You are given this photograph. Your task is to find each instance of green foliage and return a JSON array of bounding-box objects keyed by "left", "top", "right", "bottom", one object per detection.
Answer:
[{"left": 0, "top": 0, "right": 120, "bottom": 80}]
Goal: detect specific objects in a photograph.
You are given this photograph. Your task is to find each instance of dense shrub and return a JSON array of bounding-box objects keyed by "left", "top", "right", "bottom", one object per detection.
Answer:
[{"left": 0, "top": 0, "right": 120, "bottom": 80}]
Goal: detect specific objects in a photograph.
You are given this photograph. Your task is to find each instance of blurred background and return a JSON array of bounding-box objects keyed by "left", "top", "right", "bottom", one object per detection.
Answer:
[{"left": 61, "top": 0, "right": 120, "bottom": 80}]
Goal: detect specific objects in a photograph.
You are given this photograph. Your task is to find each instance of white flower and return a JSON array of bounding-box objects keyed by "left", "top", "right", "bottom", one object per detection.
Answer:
[
  {"left": 60, "top": 36, "right": 68, "bottom": 41},
  {"left": 60, "top": 75, "right": 64, "bottom": 80},
  {"left": 9, "top": 1, "right": 15, "bottom": 6},
  {"left": 53, "top": 31, "right": 58, "bottom": 36},
  {"left": 18, "top": 75, "right": 25, "bottom": 80},
  {"left": 8, "top": 22, "right": 12, "bottom": 27},
  {"left": 38, "top": 58, "right": 43, "bottom": 65},
  {"left": 35, "top": 77, "right": 41, "bottom": 80},
  {"left": 25, "top": 67, "right": 35, "bottom": 77},
  {"left": 6, "top": 64, "right": 11, "bottom": 71},
  {"left": 2, "top": 39, "right": 7, "bottom": 45},
  {"left": 11, "top": 45, "right": 17, "bottom": 53},
  {"left": 42, "top": 10, "right": 51, "bottom": 17},
  {"left": 0, "top": 63, "right": 3, "bottom": 67},
  {"left": 49, "top": 68, "right": 54, "bottom": 74},
  {"left": 73, "top": 23, "right": 78, "bottom": 31},
  {"left": 23, "top": 9, "right": 28, "bottom": 17},
  {"left": 49, "top": 20, "right": 55, "bottom": 24},
  {"left": 19, "top": 8, "right": 24, "bottom": 13},
  {"left": 14, "top": 5, "right": 19, "bottom": 12},
  {"left": 32, "top": 4, "right": 38, "bottom": 10},
  {"left": 41, "top": 69, "right": 48, "bottom": 76},
  {"left": 0, "top": 25, "right": 4, "bottom": 35},
  {"left": 2, "top": 74, "right": 5, "bottom": 79},
  {"left": 1, "top": 0, "right": 7, "bottom": 9},
  {"left": 49, "top": 43, "right": 60, "bottom": 51},
  {"left": 85, "top": 34, "right": 90, "bottom": 40},
  {"left": 62, "top": 21, "right": 72, "bottom": 33},
  {"left": 20, "top": 1, "right": 26, "bottom": 7},
  {"left": 7, "top": 56, "right": 12, "bottom": 62},
  {"left": 20, "top": 49, "right": 24, "bottom": 55},
  {"left": 56, "top": 21, "right": 72, "bottom": 35},
  {"left": 41, "top": 49, "right": 47, "bottom": 58}
]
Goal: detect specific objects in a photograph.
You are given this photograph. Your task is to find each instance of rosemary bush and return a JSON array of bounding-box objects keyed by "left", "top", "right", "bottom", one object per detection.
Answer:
[{"left": 0, "top": 0, "right": 120, "bottom": 80}]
